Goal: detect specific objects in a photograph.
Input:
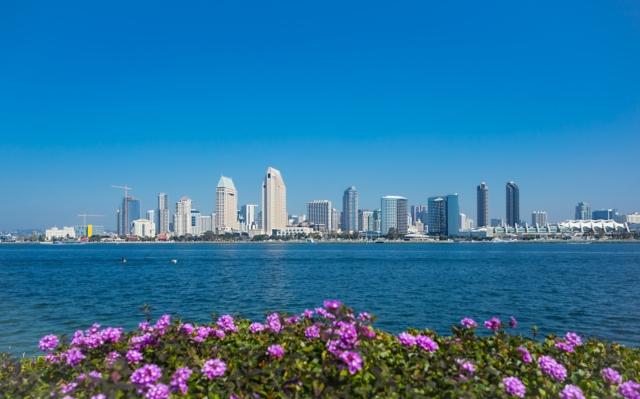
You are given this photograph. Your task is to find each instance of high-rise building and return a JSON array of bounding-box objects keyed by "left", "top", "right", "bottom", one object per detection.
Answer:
[
  {"left": 358, "top": 210, "right": 374, "bottom": 232},
  {"left": 191, "top": 209, "right": 202, "bottom": 236},
  {"left": 427, "top": 194, "right": 460, "bottom": 236},
  {"left": 200, "top": 214, "right": 213, "bottom": 233},
  {"left": 261, "top": 167, "right": 287, "bottom": 235},
  {"left": 490, "top": 218, "right": 504, "bottom": 227},
  {"left": 174, "top": 197, "right": 192, "bottom": 236},
  {"left": 476, "top": 182, "right": 489, "bottom": 227},
  {"left": 331, "top": 208, "right": 340, "bottom": 233},
  {"left": 531, "top": 211, "right": 548, "bottom": 226},
  {"left": 241, "top": 204, "right": 258, "bottom": 231},
  {"left": 157, "top": 193, "right": 170, "bottom": 234},
  {"left": 146, "top": 210, "right": 155, "bottom": 224},
  {"left": 216, "top": 176, "right": 239, "bottom": 232},
  {"left": 592, "top": 209, "right": 617, "bottom": 220},
  {"left": 341, "top": 186, "right": 359, "bottom": 233},
  {"left": 118, "top": 196, "right": 140, "bottom": 236},
  {"left": 132, "top": 219, "right": 156, "bottom": 238},
  {"left": 574, "top": 201, "right": 591, "bottom": 220},
  {"left": 410, "top": 205, "right": 427, "bottom": 225},
  {"left": 506, "top": 181, "right": 520, "bottom": 226},
  {"left": 307, "top": 200, "right": 332, "bottom": 231},
  {"left": 380, "top": 196, "right": 408, "bottom": 235}
]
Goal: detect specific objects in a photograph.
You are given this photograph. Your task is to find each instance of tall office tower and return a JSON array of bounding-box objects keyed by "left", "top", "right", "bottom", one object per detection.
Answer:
[
  {"left": 574, "top": 202, "right": 591, "bottom": 220},
  {"left": 261, "top": 167, "right": 287, "bottom": 235},
  {"left": 380, "top": 196, "right": 408, "bottom": 235},
  {"left": 118, "top": 196, "right": 141, "bottom": 236},
  {"left": 307, "top": 200, "right": 332, "bottom": 231},
  {"left": 446, "top": 194, "right": 460, "bottom": 236},
  {"left": 216, "top": 176, "right": 239, "bottom": 232},
  {"left": 241, "top": 204, "right": 258, "bottom": 231},
  {"left": 505, "top": 181, "right": 520, "bottom": 226},
  {"left": 427, "top": 196, "right": 447, "bottom": 235},
  {"left": 157, "top": 193, "right": 170, "bottom": 234},
  {"left": 341, "top": 186, "right": 359, "bottom": 232},
  {"left": 358, "top": 210, "right": 373, "bottom": 232},
  {"left": 372, "top": 209, "right": 382, "bottom": 232},
  {"left": 116, "top": 208, "right": 121, "bottom": 235},
  {"left": 200, "top": 214, "right": 213, "bottom": 233},
  {"left": 411, "top": 205, "right": 427, "bottom": 225},
  {"left": 531, "top": 211, "right": 548, "bottom": 226},
  {"left": 191, "top": 209, "right": 202, "bottom": 236},
  {"left": 174, "top": 197, "right": 192, "bottom": 236},
  {"left": 331, "top": 208, "right": 341, "bottom": 233},
  {"left": 477, "top": 182, "right": 489, "bottom": 227},
  {"left": 146, "top": 210, "right": 155, "bottom": 223},
  {"left": 592, "top": 209, "right": 616, "bottom": 220}
]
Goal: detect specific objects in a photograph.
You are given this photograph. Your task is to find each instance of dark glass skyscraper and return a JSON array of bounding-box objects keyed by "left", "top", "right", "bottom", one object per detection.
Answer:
[
  {"left": 476, "top": 182, "right": 489, "bottom": 227},
  {"left": 505, "top": 181, "right": 520, "bottom": 226},
  {"left": 118, "top": 196, "right": 141, "bottom": 236},
  {"left": 575, "top": 202, "right": 591, "bottom": 220},
  {"left": 341, "top": 186, "right": 359, "bottom": 232}
]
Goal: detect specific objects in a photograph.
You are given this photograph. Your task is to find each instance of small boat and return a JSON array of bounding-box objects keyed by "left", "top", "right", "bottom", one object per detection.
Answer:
[
  {"left": 170, "top": 259, "right": 178, "bottom": 264},
  {"left": 121, "top": 257, "right": 127, "bottom": 263}
]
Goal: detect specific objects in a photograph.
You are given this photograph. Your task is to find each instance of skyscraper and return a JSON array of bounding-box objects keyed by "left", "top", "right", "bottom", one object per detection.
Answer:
[
  {"left": 446, "top": 194, "right": 460, "bottom": 236},
  {"left": 380, "top": 196, "right": 408, "bottom": 235},
  {"left": 531, "top": 211, "right": 548, "bottom": 226},
  {"left": 575, "top": 202, "right": 591, "bottom": 220},
  {"left": 216, "top": 176, "right": 239, "bottom": 232},
  {"left": 427, "top": 196, "right": 447, "bottom": 236},
  {"left": 261, "top": 167, "right": 287, "bottom": 235},
  {"left": 341, "top": 186, "right": 359, "bottom": 233},
  {"left": 331, "top": 208, "right": 340, "bottom": 233},
  {"left": 146, "top": 210, "right": 155, "bottom": 223},
  {"left": 174, "top": 197, "right": 192, "bottom": 236},
  {"left": 241, "top": 204, "right": 258, "bottom": 231},
  {"left": 307, "top": 200, "right": 332, "bottom": 231},
  {"left": 118, "top": 196, "right": 140, "bottom": 236},
  {"left": 476, "top": 182, "right": 489, "bottom": 227},
  {"left": 505, "top": 181, "right": 520, "bottom": 226},
  {"left": 358, "top": 210, "right": 373, "bottom": 232},
  {"left": 157, "top": 193, "right": 170, "bottom": 234},
  {"left": 410, "top": 205, "right": 427, "bottom": 225}
]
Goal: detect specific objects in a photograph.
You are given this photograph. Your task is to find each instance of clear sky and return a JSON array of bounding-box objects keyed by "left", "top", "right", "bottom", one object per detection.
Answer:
[{"left": 1, "top": 0, "right": 639, "bottom": 230}]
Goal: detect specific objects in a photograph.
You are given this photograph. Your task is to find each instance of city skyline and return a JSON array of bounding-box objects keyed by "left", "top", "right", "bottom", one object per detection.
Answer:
[{"left": 2, "top": 0, "right": 640, "bottom": 230}]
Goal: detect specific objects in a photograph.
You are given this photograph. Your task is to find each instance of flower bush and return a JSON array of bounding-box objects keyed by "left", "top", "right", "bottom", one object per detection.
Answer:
[{"left": 1, "top": 301, "right": 639, "bottom": 398}]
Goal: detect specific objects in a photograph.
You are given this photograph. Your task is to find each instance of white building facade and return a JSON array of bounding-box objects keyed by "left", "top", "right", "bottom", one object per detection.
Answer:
[
  {"left": 216, "top": 176, "right": 239, "bottom": 232},
  {"left": 174, "top": 197, "right": 192, "bottom": 236},
  {"left": 261, "top": 167, "right": 287, "bottom": 235}
]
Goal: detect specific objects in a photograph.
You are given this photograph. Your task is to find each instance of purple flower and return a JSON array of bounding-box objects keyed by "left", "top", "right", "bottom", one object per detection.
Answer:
[
  {"left": 460, "top": 318, "right": 477, "bottom": 329},
  {"left": 456, "top": 359, "right": 475, "bottom": 374},
  {"left": 502, "top": 376, "right": 526, "bottom": 398},
  {"left": 267, "top": 344, "right": 285, "bottom": 359},
  {"left": 301, "top": 309, "right": 314, "bottom": 318},
  {"left": 484, "top": 317, "right": 502, "bottom": 332},
  {"left": 416, "top": 335, "right": 439, "bottom": 352},
  {"left": 619, "top": 381, "right": 640, "bottom": 399},
  {"left": 105, "top": 351, "right": 120, "bottom": 366},
  {"left": 212, "top": 329, "right": 226, "bottom": 339},
  {"left": 337, "top": 322, "right": 359, "bottom": 349},
  {"left": 192, "top": 326, "right": 212, "bottom": 343},
  {"left": 538, "top": 355, "right": 567, "bottom": 382},
  {"left": 64, "top": 348, "right": 85, "bottom": 367},
  {"left": 180, "top": 323, "right": 194, "bottom": 335},
  {"left": 170, "top": 367, "right": 192, "bottom": 395},
  {"left": 39, "top": 334, "right": 59, "bottom": 352},
  {"left": 339, "top": 351, "right": 363, "bottom": 374},
  {"left": 91, "top": 395, "right": 106, "bottom": 399},
  {"left": 285, "top": 315, "right": 300, "bottom": 325},
  {"left": 130, "top": 364, "right": 163, "bottom": 388},
  {"left": 202, "top": 359, "right": 226, "bottom": 379},
  {"left": 323, "top": 299, "right": 342, "bottom": 311},
  {"left": 266, "top": 313, "right": 282, "bottom": 333},
  {"left": 555, "top": 341, "right": 575, "bottom": 353},
  {"left": 398, "top": 332, "right": 417, "bottom": 347},
  {"left": 517, "top": 346, "right": 532, "bottom": 364},
  {"left": 154, "top": 315, "right": 171, "bottom": 334},
  {"left": 305, "top": 325, "right": 320, "bottom": 339},
  {"left": 249, "top": 322, "right": 265, "bottom": 334},
  {"left": 60, "top": 382, "right": 78, "bottom": 394},
  {"left": 126, "top": 349, "right": 143, "bottom": 364},
  {"left": 217, "top": 315, "right": 238, "bottom": 333},
  {"left": 509, "top": 316, "right": 518, "bottom": 328},
  {"left": 88, "top": 371, "right": 102, "bottom": 379},
  {"left": 601, "top": 367, "right": 622, "bottom": 385},
  {"left": 100, "top": 327, "right": 123, "bottom": 343},
  {"left": 146, "top": 383, "right": 170, "bottom": 399},
  {"left": 138, "top": 321, "right": 151, "bottom": 332},
  {"left": 358, "top": 312, "right": 371, "bottom": 321},
  {"left": 565, "top": 332, "right": 583, "bottom": 347},
  {"left": 315, "top": 307, "right": 335, "bottom": 319},
  {"left": 360, "top": 325, "right": 376, "bottom": 339},
  {"left": 326, "top": 339, "right": 342, "bottom": 356},
  {"left": 560, "top": 384, "right": 585, "bottom": 399},
  {"left": 130, "top": 333, "right": 155, "bottom": 350},
  {"left": 45, "top": 353, "right": 60, "bottom": 363}
]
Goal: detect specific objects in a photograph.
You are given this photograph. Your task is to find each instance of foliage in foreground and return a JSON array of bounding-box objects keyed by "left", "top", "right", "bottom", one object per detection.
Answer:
[{"left": 1, "top": 301, "right": 640, "bottom": 399}]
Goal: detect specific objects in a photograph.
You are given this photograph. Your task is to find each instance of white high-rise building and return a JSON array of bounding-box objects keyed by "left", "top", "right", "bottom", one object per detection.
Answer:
[
  {"left": 174, "top": 197, "right": 192, "bottom": 236},
  {"left": 216, "top": 176, "right": 239, "bottom": 232},
  {"left": 261, "top": 167, "right": 287, "bottom": 235},
  {"left": 531, "top": 211, "right": 548, "bottom": 227},
  {"left": 200, "top": 214, "right": 213, "bottom": 233},
  {"left": 381, "top": 196, "right": 408, "bottom": 235},
  {"left": 157, "top": 193, "right": 170, "bottom": 234},
  {"left": 358, "top": 210, "right": 373, "bottom": 232},
  {"left": 307, "top": 200, "right": 332, "bottom": 231},
  {"left": 241, "top": 204, "right": 258, "bottom": 231},
  {"left": 146, "top": 210, "right": 155, "bottom": 224}
]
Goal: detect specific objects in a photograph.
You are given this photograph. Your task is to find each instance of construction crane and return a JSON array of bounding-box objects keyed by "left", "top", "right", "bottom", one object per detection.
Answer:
[
  {"left": 77, "top": 214, "right": 104, "bottom": 228},
  {"left": 112, "top": 185, "right": 133, "bottom": 198}
]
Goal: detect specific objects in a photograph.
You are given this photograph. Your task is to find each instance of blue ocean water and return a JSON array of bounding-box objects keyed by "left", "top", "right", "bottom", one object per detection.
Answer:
[{"left": 1, "top": 242, "right": 639, "bottom": 355}]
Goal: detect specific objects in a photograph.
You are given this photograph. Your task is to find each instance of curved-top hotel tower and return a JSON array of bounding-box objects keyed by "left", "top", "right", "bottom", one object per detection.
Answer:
[{"left": 261, "top": 167, "right": 287, "bottom": 235}]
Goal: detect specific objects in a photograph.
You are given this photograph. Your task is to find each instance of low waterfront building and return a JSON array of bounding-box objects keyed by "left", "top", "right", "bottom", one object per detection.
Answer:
[
  {"left": 272, "top": 226, "right": 314, "bottom": 237},
  {"left": 45, "top": 226, "right": 76, "bottom": 241},
  {"left": 132, "top": 219, "right": 156, "bottom": 238}
]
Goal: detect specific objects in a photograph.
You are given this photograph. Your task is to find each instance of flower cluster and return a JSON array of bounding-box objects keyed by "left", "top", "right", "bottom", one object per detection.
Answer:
[{"left": 538, "top": 355, "right": 567, "bottom": 382}]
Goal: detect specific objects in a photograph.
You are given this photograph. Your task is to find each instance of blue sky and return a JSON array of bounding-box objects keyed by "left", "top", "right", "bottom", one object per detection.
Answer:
[{"left": 1, "top": 0, "right": 639, "bottom": 230}]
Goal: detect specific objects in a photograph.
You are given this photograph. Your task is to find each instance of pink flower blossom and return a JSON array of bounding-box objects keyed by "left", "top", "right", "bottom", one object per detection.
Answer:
[
  {"left": 460, "top": 318, "right": 477, "bottom": 329},
  {"left": 146, "top": 383, "right": 170, "bottom": 399},
  {"left": 305, "top": 325, "right": 320, "bottom": 339},
  {"left": 416, "top": 335, "right": 439, "bottom": 352},
  {"left": 560, "top": 384, "right": 585, "bottom": 399},
  {"left": 398, "top": 332, "right": 416, "bottom": 347},
  {"left": 39, "top": 335, "right": 59, "bottom": 352},
  {"left": 484, "top": 317, "right": 502, "bottom": 332},
  {"left": 601, "top": 367, "right": 622, "bottom": 385},
  {"left": 249, "top": 322, "right": 265, "bottom": 333},
  {"left": 502, "top": 376, "right": 526, "bottom": 398},
  {"left": 517, "top": 346, "right": 532, "bottom": 363},
  {"left": 538, "top": 355, "right": 567, "bottom": 382},
  {"left": 267, "top": 344, "right": 285, "bottom": 359},
  {"left": 339, "top": 351, "right": 363, "bottom": 374},
  {"left": 202, "top": 359, "right": 226, "bottom": 379}
]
